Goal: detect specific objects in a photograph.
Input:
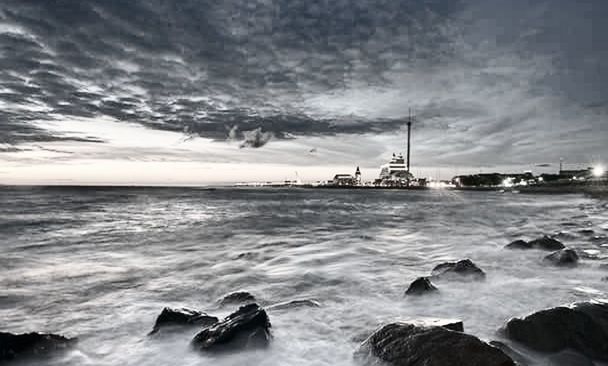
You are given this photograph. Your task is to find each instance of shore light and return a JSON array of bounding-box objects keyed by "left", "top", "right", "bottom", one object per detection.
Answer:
[{"left": 593, "top": 164, "right": 605, "bottom": 178}]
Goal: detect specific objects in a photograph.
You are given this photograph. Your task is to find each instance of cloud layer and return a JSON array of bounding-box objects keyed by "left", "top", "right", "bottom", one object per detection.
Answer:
[{"left": 0, "top": 0, "right": 606, "bottom": 169}]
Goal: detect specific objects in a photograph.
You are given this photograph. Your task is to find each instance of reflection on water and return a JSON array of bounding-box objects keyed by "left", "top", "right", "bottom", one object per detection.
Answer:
[{"left": 1, "top": 187, "right": 607, "bottom": 365}]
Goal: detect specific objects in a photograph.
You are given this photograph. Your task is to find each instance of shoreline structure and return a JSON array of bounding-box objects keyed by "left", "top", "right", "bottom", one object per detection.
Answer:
[{"left": 235, "top": 110, "right": 608, "bottom": 194}]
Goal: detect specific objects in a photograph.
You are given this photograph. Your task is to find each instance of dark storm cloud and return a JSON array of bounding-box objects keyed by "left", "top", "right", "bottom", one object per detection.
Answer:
[
  {"left": 0, "top": 0, "right": 461, "bottom": 146},
  {"left": 0, "top": 0, "right": 606, "bottom": 161}
]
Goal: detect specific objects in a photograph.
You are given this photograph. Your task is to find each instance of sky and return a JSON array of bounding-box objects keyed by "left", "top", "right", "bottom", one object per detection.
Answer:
[{"left": 0, "top": 0, "right": 607, "bottom": 184}]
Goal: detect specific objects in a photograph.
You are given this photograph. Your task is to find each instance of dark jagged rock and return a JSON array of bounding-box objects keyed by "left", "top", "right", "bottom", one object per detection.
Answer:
[
  {"left": 431, "top": 259, "right": 486, "bottom": 280},
  {"left": 0, "top": 332, "right": 76, "bottom": 361},
  {"left": 405, "top": 277, "right": 438, "bottom": 296},
  {"left": 219, "top": 291, "right": 256, "bottom": 306},
  {"left": 543, "top": 249, "right": 579, "bottom": 267},
  {"left": 504, "top": 300, "right": 608, "bottom": 361},
  {"left": 505, "top": 240, "right": 530, "bottom": 249},
  {"left": 149, "top": 307, "right": 218, "bottom": 335},
  {"left": 267, "top": 299, "right": 321, "bottom": 311},
  {"left": 355, "top": 322, "right": 515, "bottom": 366},
  {"left": 191, "top": 303, "right": 271, "bottom": 352}
]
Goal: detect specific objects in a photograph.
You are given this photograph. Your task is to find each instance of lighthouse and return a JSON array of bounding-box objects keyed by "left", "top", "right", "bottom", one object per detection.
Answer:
[{"left": 355, "top": 166, "right": 362, "bottom": 186}]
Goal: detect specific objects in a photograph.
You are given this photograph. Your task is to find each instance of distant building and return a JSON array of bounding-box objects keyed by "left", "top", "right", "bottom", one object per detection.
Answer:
[
  {"left": 355, "top": 166, "right": 362, "bottom": 186},
  {"left": 377, "top": 153, "right": 414, "bottom": 186},
  {"left": 332, "top": 174, "right": 356, "bottom": 186}
]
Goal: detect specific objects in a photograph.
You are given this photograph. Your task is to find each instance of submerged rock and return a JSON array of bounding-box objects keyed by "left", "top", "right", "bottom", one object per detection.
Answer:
[
  {"left": 149, "top": 307, "right": 219, "bottom": 335},
  {"left": 505, "top": 240, "right": 530, "bottom": 249},
  {"left": 0, "top": 332, "right": 76, "bottom": 362},
  {"left": 219, "top": 291, "right": 257, "bottom": 306},
  {"left": 267, "top": 299, "right": 321, "bottom": 311},
  {"left": 543, "top": 249, "right": 579, "bottom": 267},
  {"left": 191, "top": 303, "right": 271, "bottom": 352},
  {"left": 405, "top": 277, "right": 438, "bottom": 296},
  {"left": 504, "top": 300, "right": 608, "bottom": 361},
  {"left": 528, "top": 236, "right": 566, "bottom": 251},
  {"left": 355, "top": 322, "right": 514, "bottom": 366},
  {"left": 431, "top": 259, "right": 486, "bottom": 280},
  {"left": 505, "top": 236, "right": 565, "bottom": 251}
]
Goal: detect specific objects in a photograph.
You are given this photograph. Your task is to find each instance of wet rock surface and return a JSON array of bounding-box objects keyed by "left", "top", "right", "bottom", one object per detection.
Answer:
[
  {"left": 400, "top": 318, "right": 464, "bottom": 332},
  {"left": 355, "top": 322, "right": 514, "bottom": 366},
  {"left": 405, "top": 277, "right": 438, "bottom": 296},
  {"left": 489, "top": 341, "right": 533, "bottom": 366},
  {"left": 149, "top": 307, "right": 219, "bottom": 335},
  {"left": 191, "top": 303, "right": 271, "bottom": 352},
  {"left": 0, "top": 332, "right": 76, "bottom": 362},
  {"left": 504, "top": 300, "right": 608, "bottom": 361},
  {"left": 431, "top": 259, "right": 486, "bottom": 280},
  {"left": 219, "top": 291, "right": 257, "bottom": 306},
  {"left": 543, "top": 249, "right": 580, "bottom": 267},
  {"left": 505, "top": 236, "right": 565, "bottom": 251}
]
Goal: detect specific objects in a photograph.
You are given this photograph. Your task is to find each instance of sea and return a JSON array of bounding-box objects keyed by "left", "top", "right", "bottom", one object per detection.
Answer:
[{"left": 1, "top": 186, "right": 607, "bottom": 366}]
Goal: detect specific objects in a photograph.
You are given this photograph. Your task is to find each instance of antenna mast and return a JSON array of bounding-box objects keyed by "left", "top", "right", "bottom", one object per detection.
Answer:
[{"left": 407, "top": 108, "right": 412, "bottom": 174}]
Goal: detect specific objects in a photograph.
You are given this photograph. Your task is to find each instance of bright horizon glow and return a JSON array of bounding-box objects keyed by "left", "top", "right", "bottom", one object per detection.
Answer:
[{"left": 593, "top": 164, "right": 605, "bottom": 177}]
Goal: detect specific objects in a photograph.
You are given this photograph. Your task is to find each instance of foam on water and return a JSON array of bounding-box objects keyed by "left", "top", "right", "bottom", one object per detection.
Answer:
[{"left": 1, "top": 187, "right": 607, "bottom": 365}]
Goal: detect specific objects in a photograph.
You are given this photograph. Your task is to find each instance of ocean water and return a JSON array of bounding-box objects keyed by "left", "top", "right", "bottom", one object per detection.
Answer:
[{"left": 1, "top": 186, "right": 607, "bottom": 366}]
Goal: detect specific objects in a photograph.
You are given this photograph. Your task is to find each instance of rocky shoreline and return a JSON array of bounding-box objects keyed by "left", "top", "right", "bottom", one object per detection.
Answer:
[{"left": 3, "top": 235, "right": 607, "bottom": 365}]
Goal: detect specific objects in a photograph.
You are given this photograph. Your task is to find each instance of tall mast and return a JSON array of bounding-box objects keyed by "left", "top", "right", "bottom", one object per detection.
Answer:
[{"left": 407, "top": 108, "right": 412, "bottom": 174}]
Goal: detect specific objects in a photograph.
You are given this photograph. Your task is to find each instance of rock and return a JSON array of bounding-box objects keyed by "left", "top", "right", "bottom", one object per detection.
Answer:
[
  {"left": 505, "top": 240, "right": 530, "bottom": 249},
  {"left": 431, "top": 259, "right": 486, "bottom": 280},
  {"left": 527, "top": 236, "right": 566, "bottom": 251},
  {"left": 355, "top": 322, "right": 515, "bottom": 366},
  {"left": 149, "top": 307, "right": 219, "bottom": 335},
  {"left": 267, "top": 299, "right": 321, "bottom": 311},
  {"left": 405, "top": 277, "right": 439, "bottom": 296},
  {"left": 504, "top": 300, "right": 608, "bottom": 361},
  {"left": 489, "top": 341, "right": 532, "bottom": 366},
  {"left": 191, "top": 303, "right": 271, "bottom": 352},
  {"left": 506, "top": 236, "right": 565, "bottom": 251},
  {"left": 402, "top": 318, "right": 464, "bottom": 332},
  {"left": 543, "top": 249, "right": 579, "bottom": 267},
  {"left": 0, "top": 332, "right": 76, "bottom": 362},
  {"left": 219, "top": 291, "right": 257, "bottom": 306}
]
